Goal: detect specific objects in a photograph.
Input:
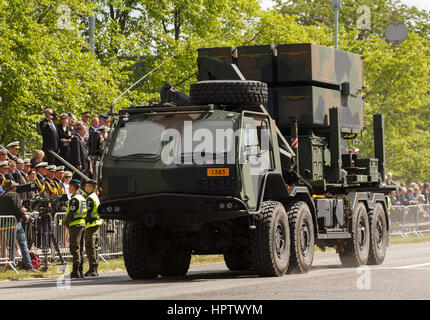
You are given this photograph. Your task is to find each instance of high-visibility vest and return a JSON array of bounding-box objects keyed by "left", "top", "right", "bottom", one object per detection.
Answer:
[
  {"left": 86, "top": 192, "right": 102, "bottom": 228},
  {"left": 68, "top": 194, "right": 87, "bottom": 227}
]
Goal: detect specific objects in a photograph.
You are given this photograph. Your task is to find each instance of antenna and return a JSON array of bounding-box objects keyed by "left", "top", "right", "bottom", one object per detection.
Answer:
[
  {"left": 332, "top": 0, "right": 342, "bottom": 49},
  {"left": 109, "top": 54, "right": 177, "bottom": 115}
]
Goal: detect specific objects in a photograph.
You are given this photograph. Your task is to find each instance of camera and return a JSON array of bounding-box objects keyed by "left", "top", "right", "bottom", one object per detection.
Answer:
[{"left": 17, "top": 182, "right": 37, "bottom": 193}]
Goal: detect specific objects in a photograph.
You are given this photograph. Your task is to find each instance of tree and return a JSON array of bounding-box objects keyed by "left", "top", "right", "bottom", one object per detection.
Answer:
[
  {"left": 0, "top": 0, "right": 120, "bottom": 144},
  {"left": 274, "top": 0, "right": 430, "bottom": 39}
]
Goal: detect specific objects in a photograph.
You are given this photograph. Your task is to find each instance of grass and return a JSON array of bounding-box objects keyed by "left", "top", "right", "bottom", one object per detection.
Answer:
[{"left": 1, "top": 233, "right": 429, "bottom": 281}]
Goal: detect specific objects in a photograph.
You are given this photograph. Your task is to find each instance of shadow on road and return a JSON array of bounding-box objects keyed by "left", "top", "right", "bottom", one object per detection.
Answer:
[{"left": 0, "top": 263, "right": 347, "bottom": 291}]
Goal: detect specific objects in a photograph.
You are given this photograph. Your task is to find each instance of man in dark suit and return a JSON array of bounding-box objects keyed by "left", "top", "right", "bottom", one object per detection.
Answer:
[
  {"left": 70, "top": 125, "right": 89, "bottom": 177},
  {"left": 40, "top": 108, "right": 59, "bottom": 164}
]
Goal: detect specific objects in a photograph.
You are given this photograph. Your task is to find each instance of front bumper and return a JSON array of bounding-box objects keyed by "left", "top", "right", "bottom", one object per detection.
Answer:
[{"left": 99, "top": 193, "right": 249, "bottom": 231}]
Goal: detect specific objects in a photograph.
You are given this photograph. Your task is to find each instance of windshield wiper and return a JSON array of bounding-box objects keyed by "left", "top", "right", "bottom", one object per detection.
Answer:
[{"left": 112, "top": 153, "right": 156, "bottom": 160}]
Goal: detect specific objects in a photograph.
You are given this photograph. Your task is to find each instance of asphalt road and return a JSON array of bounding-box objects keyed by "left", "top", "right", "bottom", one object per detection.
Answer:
[{"left": 1, "top": 242, "right": 429, "bottom": 300}]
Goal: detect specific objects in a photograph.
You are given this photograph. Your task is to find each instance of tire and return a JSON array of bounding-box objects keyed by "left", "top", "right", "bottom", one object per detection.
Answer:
[
  {"left": 367, "top": 203, "right": 388, "bottom": 265},
  {"left": 190, "top": 80, "right": 268, "bottom": 106},
  {"left": 249, "top": 201, "right": 290, "bottom": 277},
  {"left": 224, "top": 250, "right": 252, "bottom": 271},
  {"left": 160, "top": 249, "right": 191, "bottom": 277},
  {"left": 338, "top": 202, "right": 370, "bottom": 267},
  {"left": 123, "top": 222, "right": 162, "bottom": 279},
  {"left": 286, "top": 201, "right": 315, "bottom": 274}
]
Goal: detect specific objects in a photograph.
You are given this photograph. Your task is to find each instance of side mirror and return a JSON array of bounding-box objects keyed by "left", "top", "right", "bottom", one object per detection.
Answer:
[{"left": 257, "top": 121, "right": 271, "bottom": 151}]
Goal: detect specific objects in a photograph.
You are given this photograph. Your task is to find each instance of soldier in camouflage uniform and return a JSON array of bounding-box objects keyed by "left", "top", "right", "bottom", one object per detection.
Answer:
[
  {"left": 65, "top": 179, "right": 87, "bottom": 279},
  {"left": 84, "top": 180, "right": 102, "bottom": 277}
]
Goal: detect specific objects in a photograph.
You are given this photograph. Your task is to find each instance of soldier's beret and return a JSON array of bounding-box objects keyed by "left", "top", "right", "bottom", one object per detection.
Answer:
[{"left": 70, "top": 179, "right": 81, "bottom": 186}]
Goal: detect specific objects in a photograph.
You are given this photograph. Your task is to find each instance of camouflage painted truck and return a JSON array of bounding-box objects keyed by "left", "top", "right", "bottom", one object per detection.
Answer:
[{"left": 98, "top": 43, "right": 394, "bottom": 278}]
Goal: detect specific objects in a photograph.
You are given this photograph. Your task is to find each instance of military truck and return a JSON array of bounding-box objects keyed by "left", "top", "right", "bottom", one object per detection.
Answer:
[{"left": 99, "top": 43, "right": 393, "bottom": 278}]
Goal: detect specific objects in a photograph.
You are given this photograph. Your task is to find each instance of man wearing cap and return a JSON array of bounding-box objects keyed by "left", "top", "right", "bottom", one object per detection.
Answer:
[
  {"left": 0, "top": 180, "right": 36, "bottom": 272},
  {"left": 35, "top": 162, "right": 48, "bottom": 196},
  {"left": 54, "top": 166, "right": 66, "bottom": 195},
  {"left": 65, "top": 179, "right": 87, "bottom": 278},
  {"left": 99, "top": 114, "right": 110, "bottom": 128},
  {"left": 44, "top": 165, "right": 59, "bottom": 198},
  {"left": 0, "top": 161, "right": 9, "bottom": 189},
  {"left": 22, "top": 158, "right": 31, "bottom": 177},
  {"left": 40, "top": 108, "right": 60, "bottom": 165},
  {"left": 84, "top": 180, "right": 102, "bottom": 277},
  {"left": 7, "top": 141, "right": 20, "bottom": 161}
]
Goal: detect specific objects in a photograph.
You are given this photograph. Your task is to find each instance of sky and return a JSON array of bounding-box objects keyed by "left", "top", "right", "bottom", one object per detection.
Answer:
[{"left": 261, "top": 0, "right": 430, "bottom": 11}]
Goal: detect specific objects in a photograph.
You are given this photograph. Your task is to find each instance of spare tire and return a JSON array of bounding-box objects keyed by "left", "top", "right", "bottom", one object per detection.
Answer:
[{"left": 190, "top": 80, "right": 268, "bottom": 106}]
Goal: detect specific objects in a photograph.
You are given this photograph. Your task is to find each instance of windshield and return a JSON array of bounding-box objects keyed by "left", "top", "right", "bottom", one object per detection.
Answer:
[
  {"left": 110, "top": 114, "right": 235, "bottom": 162},
  {"left": 111, "top": 121, "right": 166, "bottom": 157}
]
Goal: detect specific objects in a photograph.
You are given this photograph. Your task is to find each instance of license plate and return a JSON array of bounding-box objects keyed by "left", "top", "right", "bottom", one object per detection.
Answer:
[{"left": 207, "top": 168, "right": 229, "bottom": 177}]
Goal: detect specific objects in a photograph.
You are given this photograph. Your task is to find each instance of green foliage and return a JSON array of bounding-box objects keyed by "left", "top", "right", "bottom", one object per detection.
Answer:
[
  {"left": 0, "top": 0, "right": 428, "bottom": 181},
  {"left": 0, "top": 0, "right": 120, "bottom": 144}
]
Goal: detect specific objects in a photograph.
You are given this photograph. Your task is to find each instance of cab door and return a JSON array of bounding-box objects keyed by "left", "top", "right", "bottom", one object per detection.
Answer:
[{"left": 239, "top": 114, "right": 274, "bottom": 210}]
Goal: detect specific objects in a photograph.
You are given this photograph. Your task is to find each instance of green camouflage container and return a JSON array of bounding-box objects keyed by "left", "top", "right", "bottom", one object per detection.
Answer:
[
  {"left": 236, "top": 45, "right": 276, "bottom": 83},
  {"left": 277, "top": 86, "right": 363, "bottom": 132},
  {"left": 197, "top": 47, "right": 237, "bottom": 64},
  {"left": 276, "top": 43, "right": 363, "bottom": 89}
]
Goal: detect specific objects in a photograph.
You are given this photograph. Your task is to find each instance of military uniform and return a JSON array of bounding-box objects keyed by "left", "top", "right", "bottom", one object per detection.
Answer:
[
  {"left": 34, "top": 161, "right": 49, "bottom": 197},
  {"left": 66, "top": 190, "right": 87, "bottom": 278},
  {"left": 0, "top": 161, "right": 10, "bottom": 189},
  {"left": 84, "top": 189, "right": 102, "bottom": 276},
  {"left": 44, "top": 165, "right": 59, "bottom": 198}
]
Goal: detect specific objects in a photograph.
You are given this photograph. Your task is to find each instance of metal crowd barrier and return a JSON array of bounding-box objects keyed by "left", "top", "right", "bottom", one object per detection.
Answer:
[
  {"left": 0, "top": 216, "right": 18, "bottom": 273},
  {"left": 99, "top": 219, "right": 124, "bottom": 261},
  {"left": 52, "top": 212, "right": 124, "bottom": 262},
  {"left": 389, "top": 204, "right": 430, "bottom": 238}
]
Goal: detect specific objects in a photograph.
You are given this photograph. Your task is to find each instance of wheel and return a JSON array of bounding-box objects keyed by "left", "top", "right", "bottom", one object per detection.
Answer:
[
  {"left": 224, "top": 249, "right": 252, "bottom": 271},
  {"left": 338, "top": 202, "right": 370, "bottom": 267},
  {"left": 160, "top": 249, "right": 191, "bottom": 277},
  {"left": 367, "top": 203, "right": 388, "bottom": 265},
  {"left": 190, "top": 80, "right": 268, "bottom": 106},
  {"left": 249, "top": 201, "right": 290, "bottom": 277},
  {"left": 286, "top": 201, "right": 315, "bottom": 274},
  {"left": 123, "top": 222, "right": 162, "bottom": 279}
]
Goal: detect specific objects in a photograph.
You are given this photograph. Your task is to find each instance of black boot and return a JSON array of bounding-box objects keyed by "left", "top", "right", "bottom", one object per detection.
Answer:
[
  {"left": 85, "top": 264, "right": 98, "bottom": 277},
  {"left": 78, "top": 262, "right": 85, "bottom": 278},
  {"left": 70, "top": 263, "right": 80, "bottom": 279}
]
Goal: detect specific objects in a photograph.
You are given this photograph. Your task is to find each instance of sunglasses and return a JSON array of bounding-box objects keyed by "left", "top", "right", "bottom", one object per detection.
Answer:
[
  {"left": 64, "top": 176, "right": 72, "bottom": 179},
  {"left": 0, "top": 153, "right": 7, "bottom": 156}
]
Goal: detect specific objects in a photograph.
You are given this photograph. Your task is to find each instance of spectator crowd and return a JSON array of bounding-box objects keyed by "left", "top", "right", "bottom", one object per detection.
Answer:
[
  {"left": 0, "top": 109, "right": 109, "bottom": 272},
  {"left": 384, "top": 172, "right": 430, "bottom": 206},
  {"left": 0, "top": 109, "right": 111, "bottom": 196}
]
